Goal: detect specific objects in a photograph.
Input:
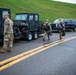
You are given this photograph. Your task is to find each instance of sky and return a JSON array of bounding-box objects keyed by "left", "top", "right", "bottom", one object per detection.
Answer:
[{"left": 53, "top": 0, "right": 76, "bottom": 4}]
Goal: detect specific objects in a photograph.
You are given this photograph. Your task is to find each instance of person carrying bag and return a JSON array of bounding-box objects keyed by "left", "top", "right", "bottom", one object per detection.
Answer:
[
  {"left": 43, "top": 19, "right": 52, "bottom": 41},
  {"left": 56, "top": 18, "right": 65, "bottom": 39}
]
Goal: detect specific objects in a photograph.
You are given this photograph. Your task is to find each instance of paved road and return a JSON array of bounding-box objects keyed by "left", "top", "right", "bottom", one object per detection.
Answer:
[{"left": 0, "top": 32, "right": 76, "bottom": 75}]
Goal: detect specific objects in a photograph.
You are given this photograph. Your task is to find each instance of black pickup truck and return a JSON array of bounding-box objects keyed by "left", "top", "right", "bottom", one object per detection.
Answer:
[{"left": 51, "top": 18, "right": 76, "bottom": 31}]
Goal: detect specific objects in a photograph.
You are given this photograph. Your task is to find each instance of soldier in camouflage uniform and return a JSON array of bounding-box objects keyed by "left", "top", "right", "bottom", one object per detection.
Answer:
[
  {"left": 43, "top": 19, "right": 52, "bottom": 41},
  {"left": 56, "top": 18, "right": 65, "bottom": 39},
  {"left": 0, "top": 13, "right": 13, "bottom": 53}
]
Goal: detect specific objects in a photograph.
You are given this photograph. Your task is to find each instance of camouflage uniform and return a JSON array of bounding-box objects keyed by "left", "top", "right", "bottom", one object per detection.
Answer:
[
  {"left": 43, "top": 22, "right": 52, "bottom": 41},
  {"left": 3, "top": 18, "right": 13, "bottom": 51},
  {"left": 56, "top": 19, "right": 65, "bottom": 39}
]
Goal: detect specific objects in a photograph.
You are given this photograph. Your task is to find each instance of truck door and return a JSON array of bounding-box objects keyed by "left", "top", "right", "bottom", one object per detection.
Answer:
[
  {"left": 34, "top": 14, "right": 39, "bottom": 29},
  {"left": 1, "top": 10, "right": 10, "bottom": 32},
  {"left": 0, "top": 9, "right": 10, "bottom": 41},
  {"left": 29, "top": 14, "right": 34, "bottom": 30}
]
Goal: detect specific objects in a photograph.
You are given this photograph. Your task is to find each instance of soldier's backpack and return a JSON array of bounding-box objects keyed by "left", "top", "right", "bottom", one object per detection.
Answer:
[
  {"left": 58, "top": 23, "right": 63, "bottom": 30},
  {"left": 43, "top": 24, "right": 50, "bottom": 31}
]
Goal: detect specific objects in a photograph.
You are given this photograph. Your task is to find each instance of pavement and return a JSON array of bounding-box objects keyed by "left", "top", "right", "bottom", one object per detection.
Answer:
[{"left": 0, "top": 32, "right": 76, "bottom": 75}]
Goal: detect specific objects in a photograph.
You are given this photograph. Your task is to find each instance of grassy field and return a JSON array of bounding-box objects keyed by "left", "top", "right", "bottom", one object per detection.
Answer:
[{"left": 0, "top": 0, "right": 76, "bottom": 22}]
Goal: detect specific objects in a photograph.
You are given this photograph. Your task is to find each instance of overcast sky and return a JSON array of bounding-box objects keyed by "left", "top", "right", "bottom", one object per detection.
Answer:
[{"left": 53, "top": 0, "right": 76, "bottom": 4}]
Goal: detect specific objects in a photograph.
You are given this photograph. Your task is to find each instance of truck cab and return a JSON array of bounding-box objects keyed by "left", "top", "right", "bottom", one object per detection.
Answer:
[
  {"left": 0, "top": 8, "right": 10, "bottom": 42},
  {"left": 13, "top": 13, "right": 40, "bottom": 41}
]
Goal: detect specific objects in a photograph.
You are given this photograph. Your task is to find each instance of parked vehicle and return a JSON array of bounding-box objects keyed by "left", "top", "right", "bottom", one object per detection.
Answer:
[
  {"left": 0, "top": 8, "right": 11, "bottom": 42},
  {"left": 13, "top": 13, "right": 42, "bottom": 41},
  {"left": 51, "top": 18, "right": 76, "bottom": 31},
  {"left": 0, "top": 8, "right": 43, "bottom": 42}
]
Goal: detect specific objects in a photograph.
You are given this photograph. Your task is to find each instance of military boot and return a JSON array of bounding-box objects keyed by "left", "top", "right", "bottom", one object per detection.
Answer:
[
  {"left": 43, "top": 38, "right": 45, "bottom": 41},
  {"left": 60, "top": 36, "right": 62, "bottom": 39},
  {"left": 48, "top": 37, "right": 50, "bottom": 40},
  {"left": 0, "top": 49, "right": 6, "bottom": 53},
  {"left": 7, "top": 48, "right": 12, "bottom": 52}
]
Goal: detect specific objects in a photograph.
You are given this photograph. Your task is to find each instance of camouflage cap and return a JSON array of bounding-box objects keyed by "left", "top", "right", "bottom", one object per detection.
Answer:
[
  {"left": 46, "top": 19, "right": 49, "bottom": 23},
  {"left": 4, "top": 13, "right": 9, "bottom": 16}
]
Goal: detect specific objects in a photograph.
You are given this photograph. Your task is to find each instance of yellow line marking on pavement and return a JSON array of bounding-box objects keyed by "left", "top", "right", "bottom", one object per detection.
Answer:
[
  {"left": 0, "top": 36, "right": 76, "bottom": 71},
  {"left": 0, "top": 40, "right": 59, "bottom": 66}
]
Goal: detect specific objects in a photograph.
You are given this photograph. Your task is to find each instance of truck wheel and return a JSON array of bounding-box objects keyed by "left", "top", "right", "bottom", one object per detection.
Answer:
[
  {"left": 26, "top": 32, "right": 32, "bottom": 41},
  {"left": 14, "top": 27, "right": 21, "bottom": 36},
  {"left": 33, "top": 32, "right": 38, "bottom": 39}
]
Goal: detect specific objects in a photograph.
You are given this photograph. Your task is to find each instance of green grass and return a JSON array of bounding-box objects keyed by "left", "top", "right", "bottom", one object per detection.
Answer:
[{"left": 0, "top": 0, "right": 76, "bottom": 22}]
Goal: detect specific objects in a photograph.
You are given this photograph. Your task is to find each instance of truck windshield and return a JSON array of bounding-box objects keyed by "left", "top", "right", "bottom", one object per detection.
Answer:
[{"left": 14, "top": 14, "right": 28, "bottom": 20}]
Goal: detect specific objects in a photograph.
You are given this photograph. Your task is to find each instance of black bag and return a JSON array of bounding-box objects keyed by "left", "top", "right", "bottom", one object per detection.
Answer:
[
  {"left": 49, "top": 31, "right": 52, "bottom": 36},
  {"left": 62, "top": 30, "right": 65, "bottom": 36},
  {"left": 58, "top": 23, "right": 63, "bottom": 30},
  {"left": 43, "top": 24, "right": 50, "bottom": 31}
]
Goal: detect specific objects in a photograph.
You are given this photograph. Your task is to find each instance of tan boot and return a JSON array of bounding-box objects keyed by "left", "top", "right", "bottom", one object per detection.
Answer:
[
  {"left": 0, "top": 49, "right": 6, "bottom": 53},
  {"left": 7, "top": 48, "right": 12, "bottom": 52}
]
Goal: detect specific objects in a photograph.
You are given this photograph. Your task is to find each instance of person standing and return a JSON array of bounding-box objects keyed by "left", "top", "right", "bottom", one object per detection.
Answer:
[
  {"left": 56, "top": 18, "right": 65, "bottom": 39},
  {"left": 0, "top": 13, "right": 14, "bottom": 53},
  {"left": 43, "top": 19, "right": 52, "bottom": 41}
]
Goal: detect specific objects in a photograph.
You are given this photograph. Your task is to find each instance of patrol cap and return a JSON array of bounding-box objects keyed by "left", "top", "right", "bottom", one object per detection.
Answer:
[
  {"left": 46, "top": 19, "right": 49, "bottom": 23},
  {"left": 4, "top": 13, "right": 9, "bottom": 16}
]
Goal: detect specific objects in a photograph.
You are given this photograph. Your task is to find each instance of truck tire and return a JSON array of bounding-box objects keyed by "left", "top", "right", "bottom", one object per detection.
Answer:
[
  {"left": 33, "top": 32, "right": 38, "bottom": 39},
  {"left": 26, "top": 32, "right": 32, "bottom": 41},
  {"left": 14, "top": 27, "right": 21, "bottom": 36}
]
